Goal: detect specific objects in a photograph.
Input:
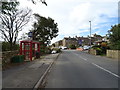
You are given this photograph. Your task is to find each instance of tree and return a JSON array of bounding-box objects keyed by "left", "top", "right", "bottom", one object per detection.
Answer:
[
  {"left": 31, "top": 0, "right": 47, "bottom": 6},
  {"left": 0, "top": 1, "right": 31, "bottom": 50},
  {"left": 108, "top": 24, "right": 120, "bottom": 50},
  {"left": 32, "top": 14, "right": 59, "bottom": 46}
]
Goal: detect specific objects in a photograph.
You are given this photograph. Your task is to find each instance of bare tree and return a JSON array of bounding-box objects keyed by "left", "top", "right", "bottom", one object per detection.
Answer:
[
  {"left": 31, "top": 0, "right": 47, "bottom": 6},
  {"left": 0, "top": 1, "right": 31, "bottom": 50}
]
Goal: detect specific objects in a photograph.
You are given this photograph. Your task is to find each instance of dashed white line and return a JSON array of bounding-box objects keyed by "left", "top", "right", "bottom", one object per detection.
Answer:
[
  {"left": 83, "top": 58, "right": 87, "bottom": 61},
  {"left": 92, "top": 63, "right": 120, "bottom": 78},
  {"left": 74, "top": 53, "right": 87, "bottom": 61}
]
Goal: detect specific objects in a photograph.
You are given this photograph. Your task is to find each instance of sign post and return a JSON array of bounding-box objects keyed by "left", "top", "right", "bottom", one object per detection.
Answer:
[{"left": 28, "top": 32, "right": 33, "bottom": 40}]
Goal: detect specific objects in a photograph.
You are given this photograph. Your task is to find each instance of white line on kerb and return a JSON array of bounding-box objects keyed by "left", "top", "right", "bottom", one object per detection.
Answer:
[{"left": 92, "top": 63, "right": 120, "bottom": 78}]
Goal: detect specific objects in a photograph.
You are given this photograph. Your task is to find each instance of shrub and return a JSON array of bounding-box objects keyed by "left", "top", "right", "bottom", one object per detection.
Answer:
[
  {"left": 107, "top": 24, "right": 120, "bottom": 50},
  {"left": 69, "top": 44, "right": 76, "bottom": 49},
  {"left": 45, "top": 47, "right": 52, "bottom": 54},
  {"left": 96, "top": 48, "right": 102, "bottom": 55},
  {"left": 92, "top": 43, "right": 109, "bottom": 55},
  {"left": 40, "top": 44, "right": 46, "bottom": 54},
  {"left": 109, "top": 41, "right": 120, "bottom": 50},
  {"left": 101, "top": 42, "right": 107, "bottom": 47},
  {"left": 2, "top": 42, "right": 19, "bottom": 51}
]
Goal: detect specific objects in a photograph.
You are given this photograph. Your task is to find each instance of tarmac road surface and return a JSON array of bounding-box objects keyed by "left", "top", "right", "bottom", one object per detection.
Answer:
[{"left": 45, "top": 50, "right": 118, "bottom": 88}]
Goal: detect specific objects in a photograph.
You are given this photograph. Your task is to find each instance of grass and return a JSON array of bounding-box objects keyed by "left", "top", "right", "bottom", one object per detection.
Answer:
[{"left": 100, "top": 54, "right": 106, "bottom": 56}]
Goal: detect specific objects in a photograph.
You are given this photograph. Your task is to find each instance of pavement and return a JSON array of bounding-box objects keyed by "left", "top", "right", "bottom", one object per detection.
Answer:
[
  {"left": 2, "top": 53, "right": 60, "bottom": 89},
  {"left": 45, "top": 50, "right": 118, "bottom": 88}
]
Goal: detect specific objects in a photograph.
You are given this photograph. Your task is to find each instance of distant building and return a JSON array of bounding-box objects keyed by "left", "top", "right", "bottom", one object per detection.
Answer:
[
  {"left": 93, "top": 33, "right": 103, "bottom": 41},
  {"left": 102, "top": 35, "right": 109, "bottom": 43},
  {"left": 52, "top": 34, "right": 104, "bottom": 48},
  {"left": 63, "top": 37, "right": 78, "bottom": 47},
  {"left": 54, "top": 40, "right": 63, "bottom": 47},
  {"left": 76, "top": 36, "right": 90, "bottom": 45}
]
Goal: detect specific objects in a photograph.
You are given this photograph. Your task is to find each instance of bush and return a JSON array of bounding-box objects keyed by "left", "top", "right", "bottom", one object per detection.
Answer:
[
  {"left": 92, "top": 43, "right": 109, "bottom": 55},
  {"left": 69, "top": 44, "right": 76, "bottom": 49},
  {"left": 107, "top": 24, "right": 120, "bottom": 50},
  {"left": 2, "top": 42, "right": 10, "bottom": 51},
  {"left": 109, "top": 41, "right": 120, "bottom": 50},
  {"left": 2, "top": 42, "right": 19, "bottom": 51},
  {"left": 45, "top": 47, "right": 52, "bottom": 54},
  {"left": 101, "top": 42, "right": 107, "bottom": 47},
  {"left": 96, "top": 48, "right": 102, "bottom": 55},
  {"left": 40, "top": 44, "right": 46, "bottom": 54}
]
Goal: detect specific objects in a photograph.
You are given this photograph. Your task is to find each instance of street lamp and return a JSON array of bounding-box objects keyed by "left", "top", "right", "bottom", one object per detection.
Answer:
[{"left": 89, "top": 21, "right": 91, "bottom": 47}]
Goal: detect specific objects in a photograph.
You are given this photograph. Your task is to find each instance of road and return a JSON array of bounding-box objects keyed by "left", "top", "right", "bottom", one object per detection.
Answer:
[{"left": 45, "top": 50, "right": 118, "bottom": 88}]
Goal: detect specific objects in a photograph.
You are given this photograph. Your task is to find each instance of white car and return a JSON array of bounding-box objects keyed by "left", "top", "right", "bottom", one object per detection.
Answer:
[
  {"left": 51, "top": 50, "right": 57, "bottom": 54},
  {"left": 83, "top": 46, "right": 90, "bottom": 50},
  {"left": 61, "top": 46, "right": 67, "bottom": 50}
]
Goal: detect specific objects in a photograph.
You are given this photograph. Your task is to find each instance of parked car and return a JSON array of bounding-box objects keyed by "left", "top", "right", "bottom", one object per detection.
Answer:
[
  {"left": 83, "top": 45, "right": 90, "bottom": 50},
  {"left": 59, "top": 46, "right": 67, "bottom": 50},
  {"left": 51, "top": 50, "right": 57, "bottom": 54}
]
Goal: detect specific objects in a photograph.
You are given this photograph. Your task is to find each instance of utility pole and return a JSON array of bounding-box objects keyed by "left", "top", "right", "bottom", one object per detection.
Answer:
[{"left": 89, "top": 21, "right": 91, "bottom": 47}]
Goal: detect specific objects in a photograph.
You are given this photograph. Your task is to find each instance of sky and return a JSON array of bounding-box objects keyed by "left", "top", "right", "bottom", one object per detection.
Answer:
[{"left": 18, "top": 0, "right": 119, "bottom": 44}]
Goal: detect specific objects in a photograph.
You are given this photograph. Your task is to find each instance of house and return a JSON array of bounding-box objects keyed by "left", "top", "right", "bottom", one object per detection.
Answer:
[
  {"left": 54, "top": 40, "right": 63, "bottom": 47},
  {"left": 102, "top": 35, "right": 109, "bottom": 43},
  {"left": 52, "top": 34, "right": 104, "bottom": 48},
  {"left": 62, "top": 37, "right": 78, "bottom": 47}
]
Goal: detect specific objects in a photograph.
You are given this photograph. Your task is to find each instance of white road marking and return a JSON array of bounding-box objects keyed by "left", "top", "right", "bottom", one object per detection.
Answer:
[
  {"left": 92, "top": 63, "right": 120, "bottom": 78},
  {"left": 73, "top": 52, "right": 119, "bottom": 78},
  {"left": 74, "top": 53, "right": 87, "bottom": 61},
  {"left": 83, "top": 58, "right": 87, "bottom": 61}
]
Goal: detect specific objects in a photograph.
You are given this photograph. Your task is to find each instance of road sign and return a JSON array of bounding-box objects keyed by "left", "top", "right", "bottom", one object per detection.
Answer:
[
  {"left": 78, "top": 39, "right": 82, "bottom": 45},
  {"left": 28, "top": 32, "right": 32, "bottom": 37}
]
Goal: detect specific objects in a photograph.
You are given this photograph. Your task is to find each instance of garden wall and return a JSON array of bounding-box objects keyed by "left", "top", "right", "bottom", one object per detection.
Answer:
[
  {"left": 107, "top": 50, "right": 120, "bottom": 59},
  {"left": 88, "top": 49, "right": 97, "bottom": 55},
  {"left": 2, "top": 50, "right": 19, "bottom": 64}
]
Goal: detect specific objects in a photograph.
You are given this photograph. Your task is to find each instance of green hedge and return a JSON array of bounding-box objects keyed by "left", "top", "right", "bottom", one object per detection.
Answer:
[
  {"left": 2, "top": 42, "right": 19, "bottom": 51},
  {"left": 96, "top": 48, "right": 102, "bottom": 55},
  {"left": 92, "top": 45, "right": 108, "bottom": 55},
  {"left": 69, "top": 44, "right": 76, "bottom": 49}
]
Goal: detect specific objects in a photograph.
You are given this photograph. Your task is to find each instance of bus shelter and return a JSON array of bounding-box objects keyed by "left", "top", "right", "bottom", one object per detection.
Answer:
[{"left": 20, "top": 40, "right": 40, "bottom": 61}]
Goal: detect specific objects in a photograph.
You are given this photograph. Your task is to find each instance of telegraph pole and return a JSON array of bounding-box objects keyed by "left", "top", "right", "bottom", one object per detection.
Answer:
[{"left": 89, "top": 21, "right": 91, "bottom": 47}]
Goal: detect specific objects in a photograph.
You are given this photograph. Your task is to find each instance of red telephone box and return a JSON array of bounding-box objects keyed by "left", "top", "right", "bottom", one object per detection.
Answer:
[{"left": 20, "top": 40, "right": 40, "bottom": 61}]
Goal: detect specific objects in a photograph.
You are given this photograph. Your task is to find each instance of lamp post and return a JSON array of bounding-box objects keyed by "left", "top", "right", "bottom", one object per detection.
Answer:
[{"left": 89, "top": 21, "right": 91, "bottom": 47}]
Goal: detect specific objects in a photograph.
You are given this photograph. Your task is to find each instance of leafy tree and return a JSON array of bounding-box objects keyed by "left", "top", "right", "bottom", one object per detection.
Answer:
[
  {"left": 108, "top": 24, "right": 120, "bottom": 50},
  {"left": 32, "top": 14, "right": 59, "bottom": 46},
  {"left": 0, "top": 1, "right": 31, "bottom": 50}
]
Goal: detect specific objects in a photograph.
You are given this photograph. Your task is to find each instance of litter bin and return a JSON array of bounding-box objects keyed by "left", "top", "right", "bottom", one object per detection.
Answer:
[{"left": 11, "top": 55, "right": 24, "bottom": 63}]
